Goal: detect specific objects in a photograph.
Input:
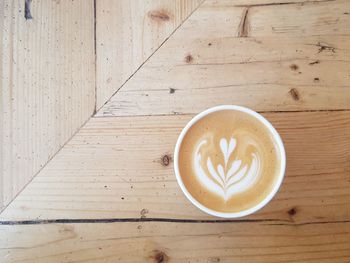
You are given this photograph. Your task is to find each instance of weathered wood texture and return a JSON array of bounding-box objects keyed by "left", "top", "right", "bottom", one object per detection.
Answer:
[
  {"left": 0, "top": 0, "right": 4, "bottom": 211},
  {"left": 208, "top": 0, "right": 337, "bottom": 5},
  {"left": 98, "top": 0, "right": 350, "bottom": 117},
  {"left": 0, "top": 0, "right": 95, "bottom": 209},
  {"left": 1, "top": 221, "right": 350, "bottom": 263},
  {"left": 1, "top": 111, "right": 350, "bottom": 223},
  {"left": 1, "top": 0, "right": 350, "bottom": 262},
  {"left": 96, "top": 0, "right": 203, "bottom": 109}
]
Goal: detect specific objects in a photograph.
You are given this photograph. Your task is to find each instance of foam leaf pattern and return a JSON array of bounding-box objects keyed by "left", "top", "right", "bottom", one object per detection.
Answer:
[
  {"left": 194, "top": 137, "right": 260, "bottom": 201},
  {"left": 220, "top": 138, "right": 236, "bottom": 166}
]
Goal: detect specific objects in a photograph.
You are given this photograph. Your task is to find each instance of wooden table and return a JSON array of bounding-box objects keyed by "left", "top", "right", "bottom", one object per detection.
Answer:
[{"left": 1, "top": 0, "right": 350, "bottom": 262}]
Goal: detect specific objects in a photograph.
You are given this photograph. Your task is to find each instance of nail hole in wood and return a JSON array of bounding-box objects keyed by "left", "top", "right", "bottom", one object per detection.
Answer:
[
  {"left": 288, "top": 207, "right": 297, "bottom": 216},
  {"left": 289, "top": 64, "right": 298, "bottom": 71}
]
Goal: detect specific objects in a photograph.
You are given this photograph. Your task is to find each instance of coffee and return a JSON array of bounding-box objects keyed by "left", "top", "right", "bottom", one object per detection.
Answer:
[{"left": 177, "top": 109, "right": 282, "bottom": 213}]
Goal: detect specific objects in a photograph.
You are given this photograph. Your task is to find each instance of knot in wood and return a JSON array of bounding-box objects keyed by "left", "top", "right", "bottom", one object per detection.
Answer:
[
  {"left": 289, "top": 88, "right": 300, "bottom": 101},
  {"left": 288, "top": 207, "right": 297, "bottom": 216},
  {"left": 148, "top": 10, "right": 170, "bottom": 22},
  {"left": 140, "top": 208, "right": 149, "bottom": 218},
  {"left": 153, "top": 250, "right": 169, "bottom": 263},
  {"left": 185, "top": 54, "right": 193, "bottom": 63},
  {"left": 161, "top": 155, "right": 171, "bottom": 166}
]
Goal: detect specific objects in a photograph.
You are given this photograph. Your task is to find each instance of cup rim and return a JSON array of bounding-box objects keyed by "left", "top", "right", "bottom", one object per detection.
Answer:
[{"left": 173, "top": 105, "right": 286, "bottom": 218}]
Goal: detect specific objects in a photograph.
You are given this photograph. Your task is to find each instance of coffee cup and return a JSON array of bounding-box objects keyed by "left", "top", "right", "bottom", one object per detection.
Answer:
[{"left": 174, "top": 105, "right": 286, "bottom": 218}]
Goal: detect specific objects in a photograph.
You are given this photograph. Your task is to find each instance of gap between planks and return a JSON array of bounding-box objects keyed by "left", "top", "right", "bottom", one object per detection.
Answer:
[
  {"left": 1, "top": 218, "right": 350, "bottom": 226},
  {"left": 93, "top": 0, "right": 97, "bottom": 115},
  {"left": 94, "top": 109, "right": 350, "bottom": 118}
]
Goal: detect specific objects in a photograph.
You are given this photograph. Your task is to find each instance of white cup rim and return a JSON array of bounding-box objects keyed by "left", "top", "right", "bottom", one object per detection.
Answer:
[{"left": 173, "top": 105, "right": 286, "bottom": 218}]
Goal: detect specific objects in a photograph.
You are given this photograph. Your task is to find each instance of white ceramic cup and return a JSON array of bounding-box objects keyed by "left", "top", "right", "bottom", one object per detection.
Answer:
[{"left": 174, "top": 105, "right": 286, "bottom": 218}]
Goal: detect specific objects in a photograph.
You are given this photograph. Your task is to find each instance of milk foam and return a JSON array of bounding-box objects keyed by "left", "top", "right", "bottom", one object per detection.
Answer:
[
  {"left": 194, "top": 137, "right": 261, "bottom": 201},
  {"left": 178, "top": 109, "right": 281, "bottom": 213}
]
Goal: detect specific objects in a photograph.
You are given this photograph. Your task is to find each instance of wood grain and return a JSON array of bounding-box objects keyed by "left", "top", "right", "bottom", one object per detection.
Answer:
[
  {"left": 0, "top": 0, "right": 4, "bottom": 209},
  {"left": 1, "top": 111, "right": 349, "bottom": 223},
  {"left": 1, "top": 221, "right": 350, "bottom": 262},
  {"left": 96, "top": 0, "right": 203, "bottom": 109},
  {"left": 204, "top": 0, "right": 350, "bottom": 38},
  {"left": 98, "top": 0, "right": 350, "bottom": 117},
  {"left": 206, "top": 0, "right": 338, "bottom": 5},
  {"left": 247, "top": 0, "right": 350, "bottom": 37},
  {"left": 1, "top": 1, "right": 350, "bottom": 262},
  {"left": 0, "top": 0, "right": 95, "bottom": 209}
]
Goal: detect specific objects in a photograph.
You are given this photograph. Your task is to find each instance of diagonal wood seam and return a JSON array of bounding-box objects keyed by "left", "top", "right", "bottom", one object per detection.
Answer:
[
  {"left": 95, "top": 0, "right": 207, "bottom": 112},
  {"left": 0, "top": 0, "right": 205, "bottom": 215}
]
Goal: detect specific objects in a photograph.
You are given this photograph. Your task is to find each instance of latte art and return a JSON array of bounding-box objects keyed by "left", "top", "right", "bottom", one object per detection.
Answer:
[
  {"left": 177, "top": 108, "right": 283, "bottom": 214},
  {"left": 194, "top": 137, "right": 260, "bottom": 201}
]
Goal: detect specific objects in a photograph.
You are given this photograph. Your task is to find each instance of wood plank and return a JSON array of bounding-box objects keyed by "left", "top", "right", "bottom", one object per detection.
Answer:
[
  {"left": 96, "top": 0, "right": 203, "bottom": 109},
  {"left": 146, "top": 35, "right": 350, "bottom": 68},
  {"left": 97, "top": 0, "right": 350, "bottom": 117},
  {"left": 1, "top": 221, "right": 350, "bottom": 262},
  {"left": 0, "top": 0, "right": 5, "bottom": 208},
  {"left": 1, "top": 111, "right": 350, "bottom": 222},
  {"left": 203, "top": 0, "right": 350, "bottom": 37},
  {"left": 0, "top": 0, "right": 95, "bottom": 209},
  {"left": 99, "top": 60, "right": 350, "bottom": 116},
  {"left": 247, "top": 0, "right": 350, "bottom": 37},
  {"left": 206, "top": 0, "right": 338, "bottom": 5}
]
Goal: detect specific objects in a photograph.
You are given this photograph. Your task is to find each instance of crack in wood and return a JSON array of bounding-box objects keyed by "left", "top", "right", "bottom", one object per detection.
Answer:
[
  {"left": 237, "top": 8, "right": 249, "bottom": 37},
  {"left": 24, "top": 0, "right": 33, "bottom": 20},
  {"left": 309, "top": 60, "right": 320, "bottom": 65},
  {"left": 316, "top": 42, "right": 336, "bottom": 53}
]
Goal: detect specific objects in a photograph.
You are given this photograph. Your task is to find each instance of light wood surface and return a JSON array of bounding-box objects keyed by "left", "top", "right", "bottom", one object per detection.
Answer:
[
  {"left": 1, "top": 0, "right": 350, "bottom": 262},
  {"left": 0, "top": 0, "right": 95, "bottom": 209},
  {"left": 1, "top": 221, "right": 350, "bottom": 263},
  {"left": 1, "top": 111, "right": 350, "bottom": 222},
  {"left": 0, "top": 0, "right": 4, "bottom": 210},
  {"left": 98, "top": 0, "right": 350, "bottom": 117},
  {"left": 96, "top": 0, "right": 203, "bottom": 109}
]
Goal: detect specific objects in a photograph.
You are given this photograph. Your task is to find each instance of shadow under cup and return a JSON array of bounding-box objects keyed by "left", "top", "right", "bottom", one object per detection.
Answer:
[{"left": 174, "top": 105, "right": 286, "bottom": 218}]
